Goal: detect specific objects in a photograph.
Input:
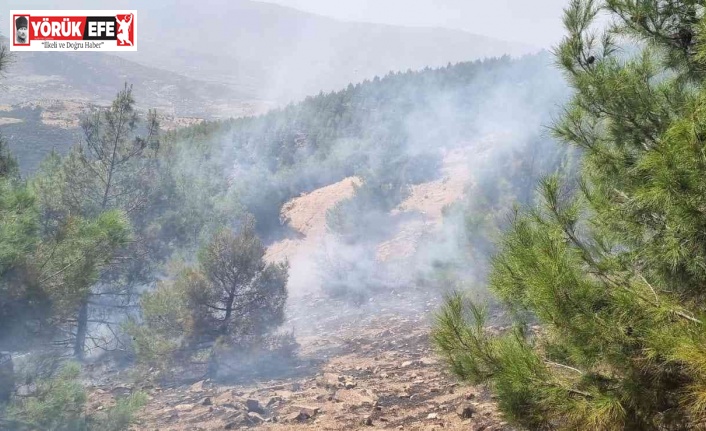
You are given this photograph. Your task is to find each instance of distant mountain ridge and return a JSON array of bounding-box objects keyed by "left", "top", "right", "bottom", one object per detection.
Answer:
[
  {"left": 127, "top": 0, "right": 538, "bottom": 101},
  {"left": 3, "top": 0, "right": 537, "bottom": 103}
]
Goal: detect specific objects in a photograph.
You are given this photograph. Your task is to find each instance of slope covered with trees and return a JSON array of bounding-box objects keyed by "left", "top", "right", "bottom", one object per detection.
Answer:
[
  {"left": 213, "top": 53, "right": 567, "bottom": 237},
  {"left": 0, "top": 45, "right": 568, "bottom": 428}
]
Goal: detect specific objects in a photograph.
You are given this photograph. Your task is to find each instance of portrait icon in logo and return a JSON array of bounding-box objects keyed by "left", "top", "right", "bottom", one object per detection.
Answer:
[{"left": 15, "top": 16, "right": 29, "bottom": 44}]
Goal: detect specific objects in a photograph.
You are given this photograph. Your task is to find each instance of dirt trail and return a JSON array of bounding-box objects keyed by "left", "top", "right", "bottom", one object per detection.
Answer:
[
  {"left": 376, "top": 148, "right": 471, "bottom": 263},
  {"left": 265, "top": 177, "right": 361, "bottom": 264}
]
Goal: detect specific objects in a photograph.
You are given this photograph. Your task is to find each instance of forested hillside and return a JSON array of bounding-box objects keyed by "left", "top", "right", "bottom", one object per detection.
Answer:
[
  {"left": 186, "top": 53, "right": 568, "bottom": 238},
  {"left": 5, "top": 1, "right": 705, "bottom": 429},
  {"left": 0, "top": 48, "right": 568, "bottom": 430}
]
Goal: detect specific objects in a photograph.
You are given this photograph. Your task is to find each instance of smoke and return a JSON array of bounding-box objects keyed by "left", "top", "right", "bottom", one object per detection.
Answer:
[
  {"left": 0, "top": 44, "right": 571, "bottom": 383},
  {"left": 212, "top": 52, "right": 574, "bottom": 329}
]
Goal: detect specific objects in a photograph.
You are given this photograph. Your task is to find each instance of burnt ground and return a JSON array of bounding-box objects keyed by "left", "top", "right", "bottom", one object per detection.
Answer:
[{"left": 84, "top": 291, "right": 513, "bottom": 431}]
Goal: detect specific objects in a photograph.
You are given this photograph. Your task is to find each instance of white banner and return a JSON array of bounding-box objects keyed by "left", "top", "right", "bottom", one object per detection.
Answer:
[{"left": 10, "top": 10, "right": 137, "bottom": 52}]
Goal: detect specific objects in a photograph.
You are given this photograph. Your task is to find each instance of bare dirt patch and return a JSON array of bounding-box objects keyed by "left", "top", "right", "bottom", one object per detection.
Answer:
[
  {"left": 87, "top": 295, "right": 511, "bottom": 431},
  {"left": 266, "top": 177, "right": 361, "bottom": 264}
]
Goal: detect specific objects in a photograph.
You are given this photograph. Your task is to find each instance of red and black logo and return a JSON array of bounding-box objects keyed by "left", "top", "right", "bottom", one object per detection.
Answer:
[{"left": 12, "top": 12, "right": 135, "bottom": 48}]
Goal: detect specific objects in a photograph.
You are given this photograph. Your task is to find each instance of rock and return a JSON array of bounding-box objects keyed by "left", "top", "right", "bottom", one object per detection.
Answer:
[
  {"left": 266, "top": 396, "right": 282, "bottom": 407},
  {"left": 320, "top": 373, "right": 344, "bottom": 388},
  {"left": 188, "top": 412, "right": 214, "bottom": 424},
  {"left": 419, "top": 357, "right": 438, "bottom": 366},
  {"left": 244, "top": 412, "right": 265, "bottom": 425},
  {"left": 246, "top": 398, "right": 265, "bottom": 414},
  {"left": 174, "top": 404, "right": 193, "bottom": 412},
  {"left": 427, "top": 413, "right": 439, "bottom": 419},
  {"left": 224, "top": 411, "right": 264, "bottom": 428},
  {"left": 190, "top": 380, "right": 206, "bottom": 392},
  {"left": 344, "top": 381, "right": 357, "bottom": 389},
  {"left": 111, "top": 385, "right": 132, "bottom": 397},
  {"left": 457, "top": 405, "right": 475, "bottom": 419},
  {"left": 295, "top": 405, "right": 320, "bottom": 417},
  {"left": 16, "top": 383, "right": 37, "bottom": 397},
  {"left": 290, "top": 411, "right": 311, "bottom": 422},
  {"left": 399, "top": 392, "right": 411, "bottom": 399},
  {"left": 224, "top": 421, "right": 238, "bottom": 430},
  {"left": 202, "top": 397, "right": 213, "bottom": 406},
  {"left": 401, "top": 360, "right": 415, "bottom": 368},
  {"left": 363, "top": 415, "right": 374, "bottom": 426}
]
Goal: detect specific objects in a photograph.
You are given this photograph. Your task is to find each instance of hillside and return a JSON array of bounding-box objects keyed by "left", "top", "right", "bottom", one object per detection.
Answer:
[
  {"left": 86, "top": 294, "right": 513, "bottom": 431},
  {"left": 128, "top": 0, "right": 538, "bottom": 102},
  {"left": 0, "top": 37, "right": 270, "bottom": 119},
  {"left": 5, "top": 1, "right": 700, "bottom": 429},
  {"left": 0, "top": 50, "right": 567, "bottom": 431},
  {"left": 5, "top": 0, "right": 536, "bottom": 103}
]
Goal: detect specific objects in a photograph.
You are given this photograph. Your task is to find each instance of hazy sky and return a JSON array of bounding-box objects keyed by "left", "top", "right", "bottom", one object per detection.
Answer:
[{"left": 262, "top": 0, "right": 568, "bottom": 48}]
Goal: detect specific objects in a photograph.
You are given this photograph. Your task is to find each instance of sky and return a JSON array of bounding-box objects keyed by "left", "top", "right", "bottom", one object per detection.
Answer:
[{"left": 262, "top": 0, "right": 569, "bottom": 48}]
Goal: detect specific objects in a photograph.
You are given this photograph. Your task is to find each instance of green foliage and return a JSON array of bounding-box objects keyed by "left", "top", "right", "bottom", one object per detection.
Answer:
[
  {"left": 434, "top": 1, "right": 706, "bottom": 430},
  {"left": 0, "top": 146, "right": 131, "bottom": 350},
  {"left": 129, "top": 215, "right": 290, "bottom": 378},
  {"left": 0, "top": 179, "right": 38, "bottom": 274},
  {"left": 6, "top": 362, "right": 87, "bottom": 431},
  {"left": 126, "top": 270, "right": 195, "bottom": 371},
  {"left": 194, "top": 216, "right": 289, "bottom": 342},
  {"left": 216, "top": 53, "right": 565, "bottom": 235},
  {"left": 4, "top": 362, "right": 146, "bottom": 431},
  {"left": 40, "top": 210, "right": 132, "bottom": 319},
  {"left": 27, "top": 83, "right": 167, "bottom": 356},
  {"left": 0, "top": 136, "right": 19, "bottom": 179}
]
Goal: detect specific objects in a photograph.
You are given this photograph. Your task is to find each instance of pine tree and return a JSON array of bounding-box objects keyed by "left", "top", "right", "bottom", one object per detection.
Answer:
[
  {"left": 128, "top": 215, "right": 289, "bottom": 377},
  {"left": 33, "top": 84, "right": 160, "bottom": 357},
  {"left": 193, "top": 216, "right": 288, "bottom": 342},
  {"left": 434, "top": 1, "right": 706, "bottom": 429}
]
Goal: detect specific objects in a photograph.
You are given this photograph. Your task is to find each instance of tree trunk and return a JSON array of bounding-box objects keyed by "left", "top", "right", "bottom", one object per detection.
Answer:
[
  {"left": 74, "top": 299, "right": 88, "bottom": 358},
  {"left": 222, "top": 292, "right": 235, "bottom": 335},
  {"left": 0, "top": 352, "right": 14, "bottom": 403}
]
